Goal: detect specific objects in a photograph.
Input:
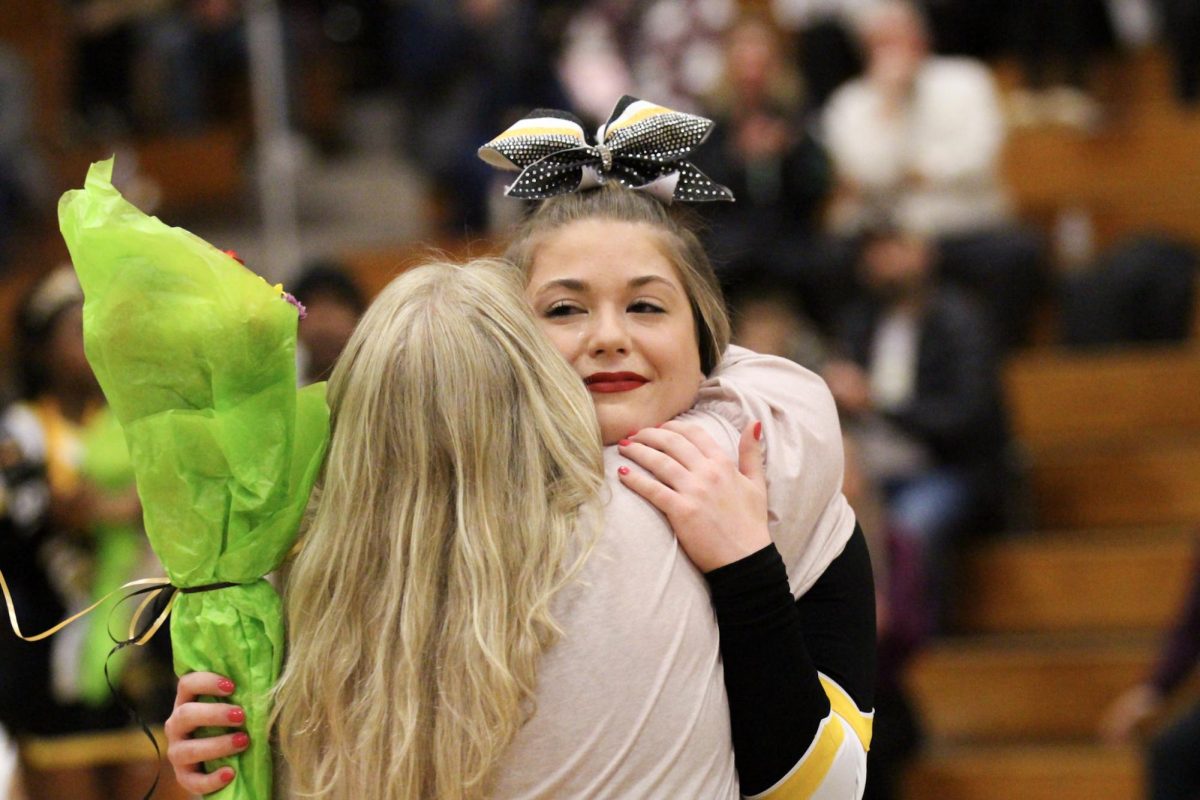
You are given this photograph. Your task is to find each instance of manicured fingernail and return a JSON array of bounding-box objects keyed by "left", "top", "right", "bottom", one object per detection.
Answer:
[
  {"left": 754, "top": 422, "right": 762, "bottom": 441},
  {"left": 220, "top": 768, "right": 236, "bottom": 783},
  {"left": 618, "top": 466, "right": 630, "bottom": 476},
  {"left": 216, "top": 678, "right": 235, "bottom": 694},
  {"left": 626, "top": 431, "right": 638, "bottom": 437},
  {"left": 232, "top": 732, "right": 250, "bottom": 749},
  {"left": 228, "top": 707, "right": 245, "bottom": 724},
  {"left": 618, "top": 439, "right": 631, "bottom": 447}
]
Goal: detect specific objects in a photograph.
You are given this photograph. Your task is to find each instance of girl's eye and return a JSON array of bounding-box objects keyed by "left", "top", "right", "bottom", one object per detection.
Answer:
[
  {"left": 628, "top": 300, "right": 665, "bottom": 314},
  {"left": 545, "top": 301, "right": 583, "bottom": 318}
]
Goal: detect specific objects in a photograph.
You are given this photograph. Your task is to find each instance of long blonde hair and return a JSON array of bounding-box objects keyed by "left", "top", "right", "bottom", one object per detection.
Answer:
[{"left": 273, "top": 259, "right": 603, "bottom": 799}]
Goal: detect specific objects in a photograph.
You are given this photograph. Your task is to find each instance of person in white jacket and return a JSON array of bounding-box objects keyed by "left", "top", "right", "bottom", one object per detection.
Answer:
[{"left": 821, "top": 0, "right": 1043, "bottom": 348}]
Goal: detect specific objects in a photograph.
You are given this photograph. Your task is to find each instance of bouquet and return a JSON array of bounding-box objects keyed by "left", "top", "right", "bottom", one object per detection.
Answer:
[{"left": 59, "top": 159, "right": 330, "bottom": 800}]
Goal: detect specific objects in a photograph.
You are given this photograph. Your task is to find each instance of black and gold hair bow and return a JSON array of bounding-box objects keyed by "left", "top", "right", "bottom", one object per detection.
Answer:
[{"left": 478, "top": 95, "right": 734, "bottom": 204}]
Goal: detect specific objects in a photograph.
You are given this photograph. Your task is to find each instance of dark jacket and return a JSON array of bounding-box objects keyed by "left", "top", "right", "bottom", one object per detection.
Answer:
[{"left": 837, "top": 286, "right": 1010, "bottom": 482}]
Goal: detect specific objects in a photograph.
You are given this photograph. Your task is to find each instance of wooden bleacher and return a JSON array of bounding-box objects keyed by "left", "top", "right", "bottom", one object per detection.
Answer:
[
  {"left": 908, "top": 634, "right": 1154, "bottom": 741},
  {"left": 956, "top": 527, "right": 1195, "bottom": 634},
  {"left": 1005, "top": 348, "right": 1200, "bottom": 444},
  {"left": 903, "top": 345, "right": 1200, "bottom": 800},
  {"left": 0, "top": 1, "right": 246, "bottom": 213},
  {"left": 998, "top": 50, "right": 1200, "bottom": 249},
  {"left": 0, "top": 1, "right": 247, "bottom": 385},
  {"left": 900, "top": 44, "right": 1200, "bottom": 800},
  {"left": 909, "top": 745, "right": 1142, "bottom": 800},
  {"left": 338, "top": 237, "right": 503, "bottom": 300}
]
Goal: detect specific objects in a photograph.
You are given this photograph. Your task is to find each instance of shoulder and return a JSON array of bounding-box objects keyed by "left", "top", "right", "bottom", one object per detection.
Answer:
[
  {"left": 690, "top": 348, "right": 855, "bottom": 596},
  {"left": 697, "top": 346, "right": 841, "bottom": 441},
  {"left": 823, "top": 79, "right": 876, "bottom": 123},
  {"left": 920, "top": 57, "right": 998, "bottom": 97}
]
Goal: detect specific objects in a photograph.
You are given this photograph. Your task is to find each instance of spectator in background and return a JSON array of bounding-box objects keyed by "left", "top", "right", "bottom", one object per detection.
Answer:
[
  {"left": 821, "top": 0, "right": 1043, "bottom": 348},
  {"left": 767, "top": 0, "right": 867, "bottom": 109},
  {"left": 67, "top": 0, "right": 248, "bottom": 136},
  {"left": 0, "top": 268, "right": 173, "bottom": 800},
  {"left": 556, "top": 0, "right": 735, "bottom": 124},
  {"left": 1158, "top": 0, "right": 1200, "bottom": 106},
  {"left": 728, "top": 282, "right": 829, "bottom": 370},
  {"left": 822, "top": 225, "right": 1010, "bottom": 634},
  {"left": 138, "top": 0, "right": 246, "bottom": 133},
  {"left": 69, "top": 0, "right": 149, "bottom": 134},
  {"left": 292, "top": 259, "right": 366, "bottom": 384},
  {"left": 392, "top": 0, "right": 565, "bottom": 233},
  {"left": 1060, "top": 235, "right": 1197, "bottom": 348},
  {"left": 698, "top": 12, "right": 854, "bottom": 331},
  {"left": 1100, "top": 535, "right": 1200, "bottom": 800},
  {"left": 1005, "top": 0, "right": 1113, "bottom": 129},
  {"left": 0, "top": 44, "right": 42, "bottom": 274},
  {"left": 914, "top": 0, "right": 1008, "bottom": 61}
]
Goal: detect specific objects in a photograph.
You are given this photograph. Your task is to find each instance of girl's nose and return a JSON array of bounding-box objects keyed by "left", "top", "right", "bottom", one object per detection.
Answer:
[{"left": 587, "top": 309, "right": 631, "bottom": 357}]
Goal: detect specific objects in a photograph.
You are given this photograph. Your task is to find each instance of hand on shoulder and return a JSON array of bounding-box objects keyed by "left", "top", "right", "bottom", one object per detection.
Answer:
[{"left": 616, "top": 419, "right": 769, "bottom": 573}]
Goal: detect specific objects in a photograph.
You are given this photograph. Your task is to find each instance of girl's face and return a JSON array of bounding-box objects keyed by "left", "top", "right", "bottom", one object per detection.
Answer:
[{"left": 526, "top": 219, "right": 703, "bottom": 445}]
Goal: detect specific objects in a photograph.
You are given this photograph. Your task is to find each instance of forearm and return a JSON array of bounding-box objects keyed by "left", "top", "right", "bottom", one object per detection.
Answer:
[{"left": 707, "top": 528, "right": 875, "bottom": 798}]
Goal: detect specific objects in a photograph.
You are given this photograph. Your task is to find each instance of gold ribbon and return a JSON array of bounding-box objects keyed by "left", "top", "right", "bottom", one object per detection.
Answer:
[{"left": 0, "top": 570, "right": 177, "bottom": 647}]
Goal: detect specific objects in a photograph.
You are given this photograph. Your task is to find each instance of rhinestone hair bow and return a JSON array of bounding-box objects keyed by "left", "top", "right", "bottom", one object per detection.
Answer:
[{"left": 478, "top": 95, "right": 734, "bottom": 204}]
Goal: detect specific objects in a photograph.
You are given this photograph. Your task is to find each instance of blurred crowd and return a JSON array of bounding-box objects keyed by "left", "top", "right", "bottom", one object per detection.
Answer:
[{"left": 1, "top": 0, "right": 1199, "bottom": 798}]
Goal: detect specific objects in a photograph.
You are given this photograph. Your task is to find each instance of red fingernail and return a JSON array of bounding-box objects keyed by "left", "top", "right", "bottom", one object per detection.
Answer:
[
  {"left": 626, "top": 431, "right": 638, "bottom": 437},
  {"left": 220, "top": 768, "right": 236, "bottom": 783},
  {"left": 216, "top": 678, "right": 235, "bottom": 694},
  {"left": 228, "top": 707, "right": 245, "bottom": 724},
  {"left": 754, "top": 422, "right": 762, "bottom": 441},
  {"left": 618, "top": 466, "right": 630, "bottom": 476},
  {"left": 232, "top": 732, "right": 250, "bottom": 749},
  {"left": 618, "top": 439, "right": 631, "bottom": 447}
]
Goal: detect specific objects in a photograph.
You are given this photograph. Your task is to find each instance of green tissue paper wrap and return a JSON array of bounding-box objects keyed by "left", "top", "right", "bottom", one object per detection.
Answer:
[{"left": 59, "top": 159, "right": 330, "bottom": 800}]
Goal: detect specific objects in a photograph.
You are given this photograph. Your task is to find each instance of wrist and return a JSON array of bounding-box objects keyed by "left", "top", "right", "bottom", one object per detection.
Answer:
[{"left": 706, "top": 543, "right": 790, "bottom": 608}]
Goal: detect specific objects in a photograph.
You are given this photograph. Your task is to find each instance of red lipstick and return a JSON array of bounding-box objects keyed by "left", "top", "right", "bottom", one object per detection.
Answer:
[{"left": 584, "top": 371, "right": 648, "bottom": 393}]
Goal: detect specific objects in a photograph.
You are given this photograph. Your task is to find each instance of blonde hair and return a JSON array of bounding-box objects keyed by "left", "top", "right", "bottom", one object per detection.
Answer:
[
  {"left": 273, "top": 259, "right": 603, "bottom": 799},
  {"left": 505, "top": 184, "right": 732, "bottom": 374}
]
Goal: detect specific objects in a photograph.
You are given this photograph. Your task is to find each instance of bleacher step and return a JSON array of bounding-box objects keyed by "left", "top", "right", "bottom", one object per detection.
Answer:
[
  {"left": 903, "top": 744, "right": 1141, "bottom": 800},
  {"left": 1029, "top": 435, "right": 1200, "bottom": 529},
  {"left": 956, "top": 527, "right": 1195, "bottom": 633},
  {"left": 1005, "top": 347, "right": 1200, "bottom": 448},
  {"left": 906, "top": 635, "right": 1154, "bottom": 741},
  {"left": 56, "top": 127, "right": 244, "bottom": 215}
]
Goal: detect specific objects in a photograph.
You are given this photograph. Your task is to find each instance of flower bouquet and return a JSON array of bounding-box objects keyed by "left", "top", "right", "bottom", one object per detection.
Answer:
[{"left": 59, "top": 159, "right": 330, "bottom": 800}]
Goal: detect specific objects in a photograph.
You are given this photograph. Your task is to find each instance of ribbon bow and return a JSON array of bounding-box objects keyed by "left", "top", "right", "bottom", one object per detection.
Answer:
[{"left": 478, "top": 95, "right": 734, "bottom": 204}]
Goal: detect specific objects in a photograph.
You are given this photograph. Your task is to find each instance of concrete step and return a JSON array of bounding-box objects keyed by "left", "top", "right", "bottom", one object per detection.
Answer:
[
  {"left": 903, "top": 744, "right": 1141, "bottom": 800},
  {"left": 906, "top": 635, "right": 1155, "bottom": 742},
  {"left": 955, "top": 527, "right": 1196, "bottom": 634}
]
